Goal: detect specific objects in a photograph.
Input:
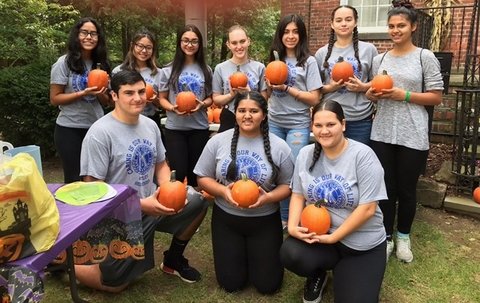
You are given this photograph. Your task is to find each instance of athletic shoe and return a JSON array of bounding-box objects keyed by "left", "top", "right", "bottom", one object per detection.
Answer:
[
  {"left": 303, "top": 272, "right": 328, "bottom": 303},
  {"left": 396, "top": 236, "right": 414, "bottom": 263},
  {"left": 386, "top": 239, "right": 394, "bottom": 262},
  {"left": 160, "top": 251, "right": 201, "bottom": 283}
]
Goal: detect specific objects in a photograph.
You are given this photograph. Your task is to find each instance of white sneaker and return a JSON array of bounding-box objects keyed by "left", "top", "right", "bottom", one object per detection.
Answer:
[
  {"left": 396, "top": 237, "right": 413, "bottom": 263},
  {"left": 386, "top": 240, "right": 394, "bottom": 262}
]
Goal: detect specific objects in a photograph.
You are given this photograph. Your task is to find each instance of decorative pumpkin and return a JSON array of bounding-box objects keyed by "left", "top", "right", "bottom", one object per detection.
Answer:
[
  {"left": 145, "top": 84, "right": 155, "bottom": 101},
  {"left": 371, "top": 70, "right": 394, "bottom": 91},
  {"left": 473, "top": 187, "right": 480, "bottom": 204},
  {"left": 231, "top": 173, "right": 259, "bottom": 208},
  {"left": 230, "top": 65, "right": 249, "bottom": 88},
  {"left": 213, "top": 107, "right": 222, "bottom": 123},
  {"left": 90, "top": 244, "right": 109, "bottom": 263},
  {"left": 207, "top": 107, "right": 214, "bottom": 123},
  {"left": 0, "top": 233, "right": 25, "bottom": 263},
  {"left": 176, "top": 90, "right": 197, "bottom": 113},
  {"left": 52, "top": 250, "right": 67, "bottom": 264},
  {"left": 157, "top": 170, "right": 187, "bottom": 212},
  {"left": 72, "top": 240, "right": 92, "bottom": 264},
  {"left": 265, "top": 50, "right": 289, "bottom": 85},
  {"left": 301, "top": 199, "right": 331, "bottom": 235},
  {"left": 131, "top": 244, "right": 145, "bottom": 260},
  {"left": 109, "top": 240, "right": 131, "bottom": 259},
  {"left": 87, "top": 63, "right": 109, "bottom": 90},
  {"left": 331, "top": 56, "right": 354, "bottom": 83}
]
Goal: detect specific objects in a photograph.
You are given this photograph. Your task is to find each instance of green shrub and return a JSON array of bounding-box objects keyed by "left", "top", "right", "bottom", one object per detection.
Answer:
[{"left": 0, "top": 58, "right": 58, "bottom": 157}]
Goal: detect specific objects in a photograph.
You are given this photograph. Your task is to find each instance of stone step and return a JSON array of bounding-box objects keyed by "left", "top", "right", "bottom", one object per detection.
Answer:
[{"left": 444, "top": 195, "right": 480, "bottom": 219}]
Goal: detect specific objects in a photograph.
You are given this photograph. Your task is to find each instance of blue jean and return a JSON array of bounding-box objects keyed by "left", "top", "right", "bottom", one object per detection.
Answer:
[
  {"left": 268, "top": 122, "right": 311, "bottom": 222},
  {"left": 345, "top": 118, "right": 372, "bottom": 146}
]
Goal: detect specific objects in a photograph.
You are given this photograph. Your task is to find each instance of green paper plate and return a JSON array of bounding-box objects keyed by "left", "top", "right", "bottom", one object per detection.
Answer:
[{"left": 55, "top": 181, "right": 109, "bottom": 206}]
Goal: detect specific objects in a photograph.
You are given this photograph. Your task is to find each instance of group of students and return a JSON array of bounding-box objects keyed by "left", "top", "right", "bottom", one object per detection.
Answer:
[{"left": 49, "top": 0, "right": 443, "bottom": 302}]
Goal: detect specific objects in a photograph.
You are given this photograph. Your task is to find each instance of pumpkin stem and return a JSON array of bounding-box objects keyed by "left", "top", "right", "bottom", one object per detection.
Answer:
[
  {"left": 273, "top": 50, "right": 280, "bottom": 61},
  {"left": 240, "top": 172, "right": 248, "bottom": 181},
  {"left": 236, "top": 65, "right": 241, "bottom": 72},
  {"left": 315, "top": 198, "right": 328, "bottom": 207},
  {"left": 382, "top": 70, "right": 389, "bottom": 75},
  {"left": 170, "top": 170, "right": 177, "bottom": 182},
  {"left": 96, "top": 62, "right": 102, "bottom": 70},
  {"left": 337, "top": 56, "right": 344, "bottom": 63},
  {"left": 181, "top": 83, "right": 189, "bottom": 92}
]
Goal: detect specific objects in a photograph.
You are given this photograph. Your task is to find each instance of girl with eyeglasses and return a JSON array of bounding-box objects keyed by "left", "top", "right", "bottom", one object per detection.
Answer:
[
  {"left": 158, "top": 24, "right": 213, "bottom": 188},
  {"left": 50, "top": 17, "right": 110, "bottom": 183},
  {"left": 212, "top": 25, "right": 267, "bottom": 132},
  {"left": 112, "top": 29, "right": 162, "bottom": 126}
]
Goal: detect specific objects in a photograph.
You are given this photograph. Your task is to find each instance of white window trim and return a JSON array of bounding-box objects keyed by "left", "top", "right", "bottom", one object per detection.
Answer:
[{"left": 340, "top": 0, "right": 388, "bottom": 34}]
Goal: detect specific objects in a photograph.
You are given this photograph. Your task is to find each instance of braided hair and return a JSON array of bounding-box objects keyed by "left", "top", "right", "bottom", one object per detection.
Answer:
[
  {"left": 226, "top": 91, "right": 280, "bottom": 183},
  {"left": 309, "top": 100, "right": 346, "bottom": 172},
  {"left": 322, "top": 5, "right": 361, "bottom": 79},
  {"left": 389, "top": 0, "right": 417, "bottom": 24}
]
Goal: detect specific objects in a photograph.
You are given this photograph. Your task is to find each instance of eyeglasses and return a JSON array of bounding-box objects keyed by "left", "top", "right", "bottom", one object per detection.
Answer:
[
  {"left": 181, "top": 39, "right": 199, "bottom": 46},
  {"left": 134, "top": 43, "right": 154, "bottom": 52},
  {"left": 79, "top": 30, "right": 98, "bottom": 39}
]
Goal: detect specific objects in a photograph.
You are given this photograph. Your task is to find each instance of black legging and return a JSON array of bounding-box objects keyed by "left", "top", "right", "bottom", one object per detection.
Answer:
[
  {"left": 211, "top": 204, "right": 284, "bottom": 294},
  {"left": 54, "top": 124, "right": 88, "bottom": 183},
  {"left": 280, "top": 236, "right": 386, "bottom": 303},
  {"left": 370, "top": 140, "right": 428, "bottom": 236},
  {"left": 163, "top": 128, "right": 209, "bottom": 187}
]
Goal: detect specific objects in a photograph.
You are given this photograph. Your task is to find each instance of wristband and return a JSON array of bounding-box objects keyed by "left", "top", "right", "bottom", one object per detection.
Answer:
[{"left": 404, "top": 90, "right": 411, "bottom": 103}]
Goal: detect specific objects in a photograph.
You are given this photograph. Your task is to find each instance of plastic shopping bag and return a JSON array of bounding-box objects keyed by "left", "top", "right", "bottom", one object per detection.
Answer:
[{"left": 0, "top": 153, "right": 59, "bottom": 264}]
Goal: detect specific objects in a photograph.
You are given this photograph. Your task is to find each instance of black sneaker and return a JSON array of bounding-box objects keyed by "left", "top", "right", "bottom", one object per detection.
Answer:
[
  {"left": 160, "top": 251, "right": 201, "bottom": 283},
  {"left": 303, "top": 272, "right": 328, "bottom": 303}
]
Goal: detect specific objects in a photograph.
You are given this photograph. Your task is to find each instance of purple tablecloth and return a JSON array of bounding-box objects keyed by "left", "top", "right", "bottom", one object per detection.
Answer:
[{"left": 0, "top": 183, "right": 141, "bottom": 302}]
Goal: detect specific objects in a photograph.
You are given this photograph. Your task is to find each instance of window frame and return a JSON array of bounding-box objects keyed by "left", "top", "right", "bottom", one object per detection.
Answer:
[{"left": 341, "top": 0, "right": 390, "bottom": 34}]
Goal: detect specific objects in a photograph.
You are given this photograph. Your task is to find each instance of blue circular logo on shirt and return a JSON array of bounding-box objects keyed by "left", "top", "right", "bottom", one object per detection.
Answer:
[
  {"left": 315, "top": 179, "right": 347, "bottom": 208},
  {"left": 236, "top": 155, "right": 261, "bottom": 182},
  {"left": 131, "top": 144, "right": 154, "bottom": 175}
]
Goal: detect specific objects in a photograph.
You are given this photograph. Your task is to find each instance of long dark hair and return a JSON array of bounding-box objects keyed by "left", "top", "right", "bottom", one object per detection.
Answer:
[
  {"left": 309, "top": 100, "right": 345, "bottom": 172},
  {"left": 226, "top": 91, "right": 280, "bottom": 184},
  {"left": 389, "top": 0, "right": 417, "bottom": 24},
  {"left": 269, "top": 14, "right": 309, "bottom": 67},
  {"left": 322, "top": 5, "right": 362, "bottom": 76},
  {"left": 66, "top": 17, "right": 110, "bottom": 74},
  {"left": 167, "top": 24, "right": 212, "bottom": 93},
  {"left": 120, "top": 29, "right": 159, "bottom": 76}
]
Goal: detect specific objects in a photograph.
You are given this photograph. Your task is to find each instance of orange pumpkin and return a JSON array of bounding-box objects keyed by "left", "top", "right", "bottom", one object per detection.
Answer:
[
  {"left": 72, "top": 240, "right": 92, "bottom": 264},
  {"left": 87, "top": 63, "right": 109, "bottom": 90},
  {"left": 265, "top": 50, "right": 289, "bottom": 85},
  {"left": 145, "top": 84, "right": 155, "bottom": 101},
  {"left": 157, "top": 170, "right": 187, "bottom": 212},
  {"left": 473, "top": 187, "right": 480, "bottom": 204},
  {"left": 52, "top": 250, "right": 67, "bottom": 264},
  {"left": 331, "top": 56, "right": 354, "bottom": 83},
  {"left": 231, "top": 173, "right": 259, "bottom": 208},
  {"left": 301, "top": 200, "right": 331, "bottom": 235},
  {"left": 207, "top": 107, "right": 214, "bottom": 123},
  {"left": 371, "top": 70, "right": 394, "bottom": 91},
  {"left": 213, "top": 107, "right": 222, "bottom": 123},
  {"left": 131, "top": 244, "right": 145, "bottom": 260},
  {"left": 230, "top": 65, "right": 249, "bottom": 88},
  {"left": 0, "top": 233, "right": 25, "bottom": 263},
  {"left": 90, "top": 244, "right": 109, "bottom": 263},
  {"left": 109, "top": 240, "right": 131, "bottom": 259},
  {"left": 176, "top": 91, "right": 197, "bottom": 113}
]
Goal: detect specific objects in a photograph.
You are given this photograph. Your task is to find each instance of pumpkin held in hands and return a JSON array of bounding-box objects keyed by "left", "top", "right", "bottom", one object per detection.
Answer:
[
  {"left": 231, "top": 173, "right": 259, "bottom": 208},
  {"left": 157, "top": 170, "right": 187, "bottom": 212},
  {"left": 331, "top": 56, "right": 354, "bottom": 83},
  {"left": 230, "top": 65, "right": 249, "bottom": 88},
  {"left": 473, "top": 187, "right": 480, "bottom": 204},
  {"left": 265, "top": 50, "right": 289, "bottom": 85},
  {"left": 145, "top": 84, "right": 155, "bottom": 101},
  {"left": 371, "top": 70, "right": 394, "bottom": 91},
  {"left": 300, "top": 200, "right": 331, "bottom": 235},
  {"left": 87, "top": 63, "right": 109, "bottom": 90},
  {"left": 176, "top": 91, "right": 197, "bottom": 113}
]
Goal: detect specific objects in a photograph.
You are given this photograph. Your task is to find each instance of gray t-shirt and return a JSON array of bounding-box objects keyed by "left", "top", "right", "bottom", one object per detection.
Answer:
[
  {"left": 212, "top": 59, "right": 267, "bottom": 113},
  {"left": 194, "top": 129, "right": 294, "bottom": 217},
  {"left": 159, "top": 63, "right": 212, "bottom": 130},
  {"left": 292, "top": 140, "right": 387, "bottom": 251},
  {"left": 370, "top": 48, "right": 444, "bottom": 150},
  {"left": 112, "top": 65, "right": 162, "bottom": 117},
  {"left": 50, "top": 55, "right": 104, "bottom": 128},
  {"left": 315, "top": 41, "right": 377, "bottom": 120},
  {"left": 80, "top": 112, "right": 166, "bottom": 199},
  {"left": 268, "top": 56, "right": 322, "bottom": 129}
]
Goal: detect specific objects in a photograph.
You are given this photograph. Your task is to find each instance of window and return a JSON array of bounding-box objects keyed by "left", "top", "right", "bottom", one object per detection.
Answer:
[{"left": 342, "top": 0, "right": 391, "bottom": 33}]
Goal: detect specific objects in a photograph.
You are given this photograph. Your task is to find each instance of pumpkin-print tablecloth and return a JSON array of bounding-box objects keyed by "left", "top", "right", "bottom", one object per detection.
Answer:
[{"left": 0, "top": 184, "right": 142, "bottom": 303}]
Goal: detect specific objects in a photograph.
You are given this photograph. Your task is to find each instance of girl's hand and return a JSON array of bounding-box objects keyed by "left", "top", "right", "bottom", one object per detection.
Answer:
[
  {"left": 344, "top": 75, "right": 367, "bottom": 93},
  {"left": 265, "top": 77, "right": 286, "bottom": 91},
  {"left": 222, "top": 183, "right": 240, "bottom": 208},
  {"left": 373, "top": 87, "right": 406, "bottom": 102},
  {"left": 311, "top": 233, "right": 337, "bottom": 244},
  {"left": 365, "top": 87, "right": 384, "bottom": 102},
  {"left": 289, "top": 225, "right": 318, "bottom": 244},
  {"left": 328, "top": 78, "right": 345, "bottom": 92},
  {"left": 190, "top": 99, "right": 206, "bottom": 113},
  {"left": 83, "top": 86, "right": 109, "bottom": 96},
  {"left": 247, "top": 186, "right": 268, "bottom": 209},
  {"left": 147, "top": 93, "right": 158, "bottom": 103}
]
